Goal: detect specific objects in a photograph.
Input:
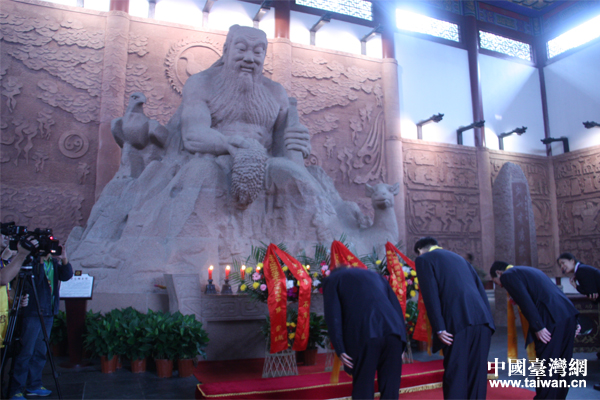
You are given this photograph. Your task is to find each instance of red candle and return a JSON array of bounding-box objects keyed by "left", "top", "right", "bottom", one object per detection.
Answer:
[
  {"left": 208, "top": 265, "right": 213, "bottom": 280},
  {"left": 241, "top": 265, "right": 246, "bottom": 280},
  {"left": 225, "top": 265, "right": 231, "bottom": 280}
]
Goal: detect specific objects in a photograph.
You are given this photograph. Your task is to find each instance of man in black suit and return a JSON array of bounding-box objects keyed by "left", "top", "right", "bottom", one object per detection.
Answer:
[
  {"left": 323, "top": 266, "right": 406, "bottom": 400},
  {"left": 414, "top": 237, "right": 495, "bottom": 399},
  {"left": 558, "top": 252, "right": 600, "bottom": 391},
  {"left": 491, "top": 261, "right": 579, "bottom": 399}
]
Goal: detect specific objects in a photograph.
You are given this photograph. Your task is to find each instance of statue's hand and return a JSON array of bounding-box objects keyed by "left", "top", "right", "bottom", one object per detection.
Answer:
[{"left": 284, "top": 124, "right": 311, "bottom": 158}]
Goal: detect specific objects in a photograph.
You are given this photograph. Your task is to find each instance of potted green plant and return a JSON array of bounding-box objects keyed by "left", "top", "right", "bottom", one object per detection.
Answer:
[
  {"left": 83, "top": 311, "right": 120, "bottom": 373},
  {"left": 120, "top": 307, "right": 152, "bottom": 373},
  {"left": 304, "top": 313, "right": 328, "bottom": 365},
  {"left": 174, "top": 313, "right": 209, "bottom": 377},
  {"left": 146, "top": 310, "right": 180, "bottom": 378},
  {"left": 50, "top": 310, "right": 68, "bottom": 357}
]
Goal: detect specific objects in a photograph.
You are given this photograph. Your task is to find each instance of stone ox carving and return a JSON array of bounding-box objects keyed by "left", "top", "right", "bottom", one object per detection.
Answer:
[{"left": 67, "top": 26, "right": 399, "bottom": 298}]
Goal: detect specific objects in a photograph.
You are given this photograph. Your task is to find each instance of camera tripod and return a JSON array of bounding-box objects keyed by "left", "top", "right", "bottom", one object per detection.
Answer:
[{"left": 0, "top": 264, "right": 62, "bottom": 399}]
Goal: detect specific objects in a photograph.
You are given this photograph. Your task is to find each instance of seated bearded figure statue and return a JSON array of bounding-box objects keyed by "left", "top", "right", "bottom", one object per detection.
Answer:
[{"left": 180, "top": 25, "right": 311, "bottom": 207}]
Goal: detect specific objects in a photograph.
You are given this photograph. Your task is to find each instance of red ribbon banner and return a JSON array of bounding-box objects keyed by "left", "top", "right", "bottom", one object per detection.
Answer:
[
  {"left": 385, "top": 242, "right": 407, "bottom": 315},
  {"left": 329, "top": 240, "right": 368, "bottom": 270},
  {"left": 271, "top": 246, "right": 312, "bottom": 351},
  {"left": 384, "top": 242, "right": 429, "bottom": 343},
  {"left": 263, "top": 244, "right": 288, "bottom": 353}
]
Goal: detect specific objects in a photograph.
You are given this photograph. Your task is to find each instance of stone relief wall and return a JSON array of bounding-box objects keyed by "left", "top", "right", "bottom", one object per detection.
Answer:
[
  {"left": 489, "top": 151, "right": 558, "bottom": 275},
  {"left": 0, "top": 0, "right": 102, "bottom": 239},
  {"left": 553, "top": 145, "right": 600, "bottom": 268},
  {"left": 290, "top": 45, "right": 385, "bottom": 222},
  {"left": 402, "top": 139, "right": 484, "bottom": 271}
]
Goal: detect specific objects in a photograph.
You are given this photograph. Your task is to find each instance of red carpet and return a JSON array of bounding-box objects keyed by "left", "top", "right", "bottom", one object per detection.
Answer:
[
  {"left": 194, "top": 355, "right": 533, "bottom": 399},
  {"left": 195, "top": 356, "right": 444, "bottom": 399},
  {"left": 399, "top": 383, "right": 534, "bottom": 400}
]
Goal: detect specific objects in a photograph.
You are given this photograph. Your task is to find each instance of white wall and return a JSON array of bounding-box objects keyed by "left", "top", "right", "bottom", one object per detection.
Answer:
[
  {"left": 479, "top": 54, "right": 546, "bottom": 156},
  {"left": 394, "top": 32, "right": 473, "bottom": 146},
  {"left": 290, "top": 11, "right": 382, "bottom": 58},
  {"left": 545, "top": 40, "right": 600, "bottom": 154}
]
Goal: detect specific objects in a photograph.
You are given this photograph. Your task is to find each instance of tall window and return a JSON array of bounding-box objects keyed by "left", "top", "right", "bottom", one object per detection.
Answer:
[
  {"left": 547, "top": 14, "right": 600, "bottom": 59},
  {"left": 296, "top": 0, "right": 373, "bottom": 21},
  {"left": 396, "top": 9, "right": 460, "bottom": 42},
  {"left": 479, "top": 31, "right": 531, "bottom": 61}
]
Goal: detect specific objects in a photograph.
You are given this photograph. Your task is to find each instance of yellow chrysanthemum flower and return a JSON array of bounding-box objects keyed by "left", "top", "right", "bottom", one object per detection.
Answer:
[
  {"left": 253, "top": 282, "right": 260, "bottom": 289},
  {"left": 410, "top": 290, "right": 416, "bottom": 298},
  {"left": 286, "top": 322, "right": 291, "bottom": 327},
  {"left": 415, "top": 284, "right": 419, "bottom": 290},
  {"left": 414, "top": 278, "right": 419, "bottom": 284},
  {"left": 410, "top": 270, "right": 417, "bottom": 276},
  {"left": 404, "top": 271, "right": 409, "bottom": 277},
  {"left": 375, "top": 260, "right": 382, "bottom": 265},
  {"left": 289, "top": 333, "right": 295, "bottom": 339},
  {"left": 405, "top": 313, "right": 410, "bottom": 318},
  {"left": 257, "top": 262, "right": 264, "bottom": 268},
  {"left": 245, "top": 267, "right": 253, "bottom": 274},
  {"left": 282, "top": 266, "right": 289, "bottom": 271},
  {"left": 240, "top": 284, "right": 247, "bottom": 291},
  {"left": 291, "top": 322, "right": 296, "bottom": 328}
]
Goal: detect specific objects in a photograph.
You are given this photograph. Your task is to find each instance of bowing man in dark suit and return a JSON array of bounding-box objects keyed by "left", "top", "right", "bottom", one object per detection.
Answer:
[
  {"left": 414, "top": 237, "right": 495, "bottom": 399},
  {"left": 558, "top": 252, "right": 600, "bottom": 391},
  {"left": 323, "top": 265, "right": 406, "bottom": 400},
  {"left": 491, "top": 261, "right": 579, "bottom": 399}
]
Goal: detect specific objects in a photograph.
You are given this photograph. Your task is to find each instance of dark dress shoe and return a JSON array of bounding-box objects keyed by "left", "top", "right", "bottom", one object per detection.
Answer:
[{"left": 594, "top": 383, "right": 600, "bottom": 391}]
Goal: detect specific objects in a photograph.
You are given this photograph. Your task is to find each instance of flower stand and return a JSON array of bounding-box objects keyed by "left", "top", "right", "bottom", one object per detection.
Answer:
[{"left": 262, "top": 346, "right": 298, "bottom": 378}]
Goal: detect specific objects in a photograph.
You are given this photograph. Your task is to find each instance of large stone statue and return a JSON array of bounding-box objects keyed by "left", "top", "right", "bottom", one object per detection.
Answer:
[{"left": 67, "top": 26, "right": 399, "bottom": 309}]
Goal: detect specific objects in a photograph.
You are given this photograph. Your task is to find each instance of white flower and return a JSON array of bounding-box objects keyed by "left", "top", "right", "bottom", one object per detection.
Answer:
[
  {"left": 312, "top": 279, "right": 321, "bottom": 287},
  {"left": 286, "top": 280, "right": 294, "bottom": 289}
]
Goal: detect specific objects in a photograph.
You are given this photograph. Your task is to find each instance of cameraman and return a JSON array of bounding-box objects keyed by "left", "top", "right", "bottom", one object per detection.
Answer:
[
  {"left": 1, "top": 235, "right": 30, "bottom": 345},
  {"left": 8, "top": 242, "right": 72, "bottom": 399}
]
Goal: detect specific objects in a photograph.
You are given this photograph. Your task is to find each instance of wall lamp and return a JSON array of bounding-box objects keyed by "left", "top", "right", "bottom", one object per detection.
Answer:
[
  {"left": 541, "top": 137, "right": 569, "bottom": 153},
  {"left": 416, "top": 113, "right": 444, "bottom": 140},
  {"left": 497, "top": 126, "right": 526, "bottom": 150},
  {"left": 583, "top": 121, "right": 600, "bottom": 129},
  {"left": 253, "top": 1, "right": 272, "bottom": 28},
  {"left": 456, "top": 120, "right": 485, "bottom": 145},
  {"left": 310, "top": 13, "right": 333, "bottom": 46},
  {"left": 360, "top": 25, "right": 383, "bottom": 55}
]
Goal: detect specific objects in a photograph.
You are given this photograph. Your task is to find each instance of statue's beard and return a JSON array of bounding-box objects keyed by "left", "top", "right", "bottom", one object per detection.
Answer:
[{"left": 208, "top": 66, "right": 280, "bottom": 137}]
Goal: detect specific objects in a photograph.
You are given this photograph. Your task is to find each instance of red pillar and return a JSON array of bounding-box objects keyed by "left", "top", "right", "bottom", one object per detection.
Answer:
[
  {"left": 110, "top": 0, "right": 129, "bottom": 13},
  {"left": 275, "top": 0, "right": 291, "bottom": 39},
  {"left": 464, "top": 16, "right": 485, "bottom": 147}
]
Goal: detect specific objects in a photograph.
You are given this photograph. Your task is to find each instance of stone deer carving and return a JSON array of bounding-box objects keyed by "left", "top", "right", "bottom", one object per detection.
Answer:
[{"left": 360, "top": 182, "right": 400, "bottom": 248}]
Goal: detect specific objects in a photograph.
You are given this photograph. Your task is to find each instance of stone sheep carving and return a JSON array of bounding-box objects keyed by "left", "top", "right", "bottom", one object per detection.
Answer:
[
  {"left": 359, "top": 182, "right": 400, "bottom": 249},
  {"left": 111, "top": 92, "right": 168, "bottom": 179}
]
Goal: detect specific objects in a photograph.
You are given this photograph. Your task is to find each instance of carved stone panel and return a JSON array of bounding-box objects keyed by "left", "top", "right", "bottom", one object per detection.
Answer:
[
  {"left": 403, "top": 140, "right": 483, "bottom": 269},
  {"left": 1, "top": 1, "right": 102, "bottom": 235},
  {"left": 554, "top": 146, "right": 600, "bottom": 268}
]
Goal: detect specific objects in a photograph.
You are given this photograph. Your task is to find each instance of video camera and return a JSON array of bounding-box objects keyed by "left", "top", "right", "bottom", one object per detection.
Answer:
[{"left": 1, "top": 222, "right": 62, "bottom": 258}]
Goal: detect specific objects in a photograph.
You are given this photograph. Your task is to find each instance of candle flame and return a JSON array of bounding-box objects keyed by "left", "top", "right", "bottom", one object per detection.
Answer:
[
  {"left": 226, "top": 265, "right": 230, "bottom": 271},
  {"left": 209, "top": 265, "right": 214, "bottom": 270},
  {"left": 307, "top": 264, "right": 310, "bottom": 270}
]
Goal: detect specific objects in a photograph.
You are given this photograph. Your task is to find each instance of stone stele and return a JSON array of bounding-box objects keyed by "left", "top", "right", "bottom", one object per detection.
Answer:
[{"left": 67, "top": 25, "right": 400, "bottom": 305}]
